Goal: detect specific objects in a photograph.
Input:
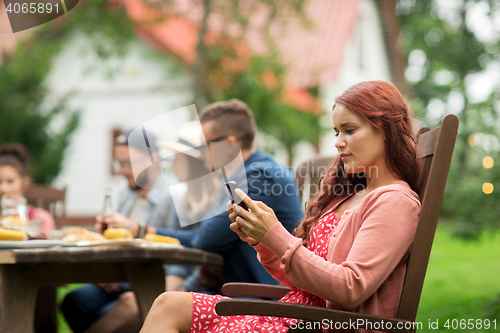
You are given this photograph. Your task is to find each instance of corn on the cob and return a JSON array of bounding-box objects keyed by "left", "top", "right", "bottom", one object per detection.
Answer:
[
  {"left": 0, "top": 228, "right": 29, "bottom": 241},
  {"left": 103, "top": 228, "right": 133, "bottom": 240},
  {"left": 144, "top": 234, "right": 180, "bottom": 244}
]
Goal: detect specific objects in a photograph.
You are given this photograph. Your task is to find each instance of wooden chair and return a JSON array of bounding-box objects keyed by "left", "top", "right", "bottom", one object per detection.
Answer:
[
  {"left": 215, "top": 114, "right": 459, "bottom": 333},
  {"left": 295, "top": 156, "right": 335, "bottom": 206},
  {"left": 25, "top": 184, "right": 67, "bottom": 229}
]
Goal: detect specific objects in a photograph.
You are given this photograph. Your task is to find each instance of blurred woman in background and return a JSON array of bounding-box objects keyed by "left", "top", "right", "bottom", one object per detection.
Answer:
[{"left": 0, "top": 143, "right": 55, "bottom": 238}]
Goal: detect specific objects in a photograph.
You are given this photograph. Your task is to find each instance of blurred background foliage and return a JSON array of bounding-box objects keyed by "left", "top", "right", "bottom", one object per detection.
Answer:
[
  {"left": 215, "top": 54, "right": 323, "bottom": 165},
  {"left": 0, "top": 28, "right": 78, "bottom": 184},
  {"left": 397, "top": 0, "right": 500, "bottom": 238},
  {"left": 174, "top": 0, "right": 324, "bottom": 165}
]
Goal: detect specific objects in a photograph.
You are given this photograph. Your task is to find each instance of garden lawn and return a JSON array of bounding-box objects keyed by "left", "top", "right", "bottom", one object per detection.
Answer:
[
  {"left": 57, "top": 284, "right": 84, "bottom": 333},
  {"left": 416, "top": 226, "right": 500, "bottom": 332}
]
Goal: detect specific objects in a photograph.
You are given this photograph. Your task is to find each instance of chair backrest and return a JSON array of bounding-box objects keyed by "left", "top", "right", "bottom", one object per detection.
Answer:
[
  {"left": 24, "top": 185, "right": 67, "bottom": 229},
  {"left": 396, "top": 114, "right": 459, "bottom": 322},
  {"left": 295, "top": 156, "right": 335, "bottom": 205}
]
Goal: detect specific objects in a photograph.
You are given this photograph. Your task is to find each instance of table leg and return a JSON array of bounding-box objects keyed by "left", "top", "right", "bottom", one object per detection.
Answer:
[
  {"left": 123, "top": 261, "right": 165, "bottom": 321},
  {"left": 34, "top": 285, "right": 58, "bottom": 333},
  {"left": 0, "top": 264, "right": 41, "bottom": 333}
]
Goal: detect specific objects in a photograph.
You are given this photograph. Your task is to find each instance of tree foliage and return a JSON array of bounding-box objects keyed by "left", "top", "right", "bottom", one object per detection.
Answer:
[
  {"left": 0, "top": 26, "right": 77, "bottom": 184},
  {"left": 124, "top": 0, "right": 323, "bottom": 165},
  {"left": 216, "top": 55, "right": 322, "bottom": 165},
  {"left": 179, "top": 0, "right": 324, "bottom": 165},
  {"left": 0, "top": 0, "right": 135, "bottom": 184},
  {"left": 397, "top": 0, "right": 500, "bottom": 237}
]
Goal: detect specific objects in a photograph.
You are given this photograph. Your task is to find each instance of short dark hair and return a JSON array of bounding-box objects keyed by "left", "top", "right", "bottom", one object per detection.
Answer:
[
  {"left": 199, "top": 99, "right": 257, "bottom": 150},
  {"left": 0, "top": 143, "right": 30, "bottom": 177}
]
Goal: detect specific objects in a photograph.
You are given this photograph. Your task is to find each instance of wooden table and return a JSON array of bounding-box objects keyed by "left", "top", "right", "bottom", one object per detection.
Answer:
[{"left": 0, "top": 244, "right": 223, "bottom": 333}]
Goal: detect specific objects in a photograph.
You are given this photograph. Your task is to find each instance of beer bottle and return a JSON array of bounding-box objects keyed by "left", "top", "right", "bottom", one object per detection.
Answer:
[{"left": 101, "top": 188, "right": 114, "bottom": 232}]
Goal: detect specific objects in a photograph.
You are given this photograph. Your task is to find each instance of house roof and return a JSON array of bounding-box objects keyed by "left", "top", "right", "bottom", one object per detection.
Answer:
[{"left": 267, "top": 0, "right": 362, "bottom": 88}]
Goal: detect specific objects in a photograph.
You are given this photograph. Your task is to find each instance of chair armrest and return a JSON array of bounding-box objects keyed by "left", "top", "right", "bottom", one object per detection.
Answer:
[
  {"left": 221, "top": 283, "right": 291, "bottom": 299},
  {"left": 215, "top": 299, "right": 416, "bottom": 333}
]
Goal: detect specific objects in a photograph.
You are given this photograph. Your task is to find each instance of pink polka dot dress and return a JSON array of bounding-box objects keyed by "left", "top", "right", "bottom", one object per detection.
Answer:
[{"left": 190, "top": 211, "right": 340, "bottom": 333}]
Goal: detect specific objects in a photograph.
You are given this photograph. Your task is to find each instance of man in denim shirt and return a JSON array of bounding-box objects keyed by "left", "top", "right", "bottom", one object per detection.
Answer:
[{"left": 152, "top": 100, "right": 304, "bottom": 286}]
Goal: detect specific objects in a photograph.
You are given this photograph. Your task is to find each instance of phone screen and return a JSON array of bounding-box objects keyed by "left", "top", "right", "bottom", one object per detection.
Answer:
[{"left": 224, "top": 181, "right": 249, "bottom": 211}]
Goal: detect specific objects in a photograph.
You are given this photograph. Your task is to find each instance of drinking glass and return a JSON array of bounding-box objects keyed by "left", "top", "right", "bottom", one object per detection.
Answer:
[{"left": 1, "top": 193, "right": 29, "bottom": 230}]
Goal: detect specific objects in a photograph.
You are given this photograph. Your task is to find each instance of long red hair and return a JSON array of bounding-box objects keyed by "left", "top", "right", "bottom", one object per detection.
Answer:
[{"left": 295, "top": 81, "right": 420, "bottom": 245}]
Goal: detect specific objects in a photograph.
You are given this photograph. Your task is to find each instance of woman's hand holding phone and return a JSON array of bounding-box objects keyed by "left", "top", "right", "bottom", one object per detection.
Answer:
[
  {"left": 227, "top": 188, "right": 279, "bottom": 245},
  {"left": 229, "top": 217, "right": 260, "bottom": 246},
  {"left": 228, "top": 203, "right": 259, "bottom": 246}
]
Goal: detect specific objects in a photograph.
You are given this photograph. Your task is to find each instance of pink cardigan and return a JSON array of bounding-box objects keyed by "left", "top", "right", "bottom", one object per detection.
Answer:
[{"left": 254, "top": 181, "right": 421, "bottom": 333}]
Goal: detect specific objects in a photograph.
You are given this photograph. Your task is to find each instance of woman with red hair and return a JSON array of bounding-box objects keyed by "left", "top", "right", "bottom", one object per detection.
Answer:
[{"left": 140, "top": 81, "right": 421, "bottom": 333}]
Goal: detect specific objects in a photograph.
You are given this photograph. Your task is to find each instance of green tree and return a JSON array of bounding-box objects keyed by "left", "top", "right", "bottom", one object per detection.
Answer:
[
  {"left": 397, "top": 0, "right": 500, "bottom": 237},
  {"left": 186, "top": 0, "right": 323, "bottom": 165},
  {"left": 125, "top": 0, "right": 323, "bottom": 165},
  {"left": 0, "top": 0, "right": 135, "bottom": 183},
  {"left": 217, "top": 55, "right": 322, "bottom": 166},
  {"left": 0, "top": 30, "right": 78, "bottom": 184}
]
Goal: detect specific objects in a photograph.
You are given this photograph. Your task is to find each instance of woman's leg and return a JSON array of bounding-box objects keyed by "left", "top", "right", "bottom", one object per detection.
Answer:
[{"left": 140, "top": 292, "right": 193, "bottom": 333}]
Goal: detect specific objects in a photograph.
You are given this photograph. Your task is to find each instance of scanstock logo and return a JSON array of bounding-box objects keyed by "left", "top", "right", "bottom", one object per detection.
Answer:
[{"left": 1, "top": 0, "right": 79, "bottom": 33}]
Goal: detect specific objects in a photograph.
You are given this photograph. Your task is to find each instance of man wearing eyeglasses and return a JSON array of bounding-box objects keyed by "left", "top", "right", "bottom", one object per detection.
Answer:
[
  {"left": 106, "top": 130, "right": 179, "bottom": 233},
  {"left": 146, "top": 99, "right": 304, "bottom": 287}
]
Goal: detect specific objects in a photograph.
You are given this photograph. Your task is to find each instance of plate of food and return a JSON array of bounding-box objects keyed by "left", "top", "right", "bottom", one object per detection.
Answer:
[
  {"left": 0, "top": 240, "right": 68, "bottom": 249},
  {"left": 64, "top": 229, "right": 183, "bottom": 248},
  {"left": 62, "top": 227, "right": 108, "bottom": 243},
  {"left": 71, "top": 238, "right": 145, "bottom": 247}
]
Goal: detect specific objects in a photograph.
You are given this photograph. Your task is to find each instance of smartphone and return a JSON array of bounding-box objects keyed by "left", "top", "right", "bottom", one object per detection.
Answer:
[{"left": 224, "top": 181, "right": 249, "bottom": 211}]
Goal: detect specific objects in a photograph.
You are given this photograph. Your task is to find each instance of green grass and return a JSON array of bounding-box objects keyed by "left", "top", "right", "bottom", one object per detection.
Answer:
[
  {"left": 57, "top": 284, "right": 84, "bottom": 333},
  {"left": 416, "top": 227, "right": 500, "bottom": 331},
  {"left": 55, "top": 227, "right": 500, "bottom": 332}
]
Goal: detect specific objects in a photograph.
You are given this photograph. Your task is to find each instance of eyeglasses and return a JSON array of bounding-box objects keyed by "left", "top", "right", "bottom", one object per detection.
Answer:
[
  {"left": 207, "top": 135, "right": 229, "bottom": 143},
  {"left": 112, "top": 157, "right": 150, "bottom": 173}
]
